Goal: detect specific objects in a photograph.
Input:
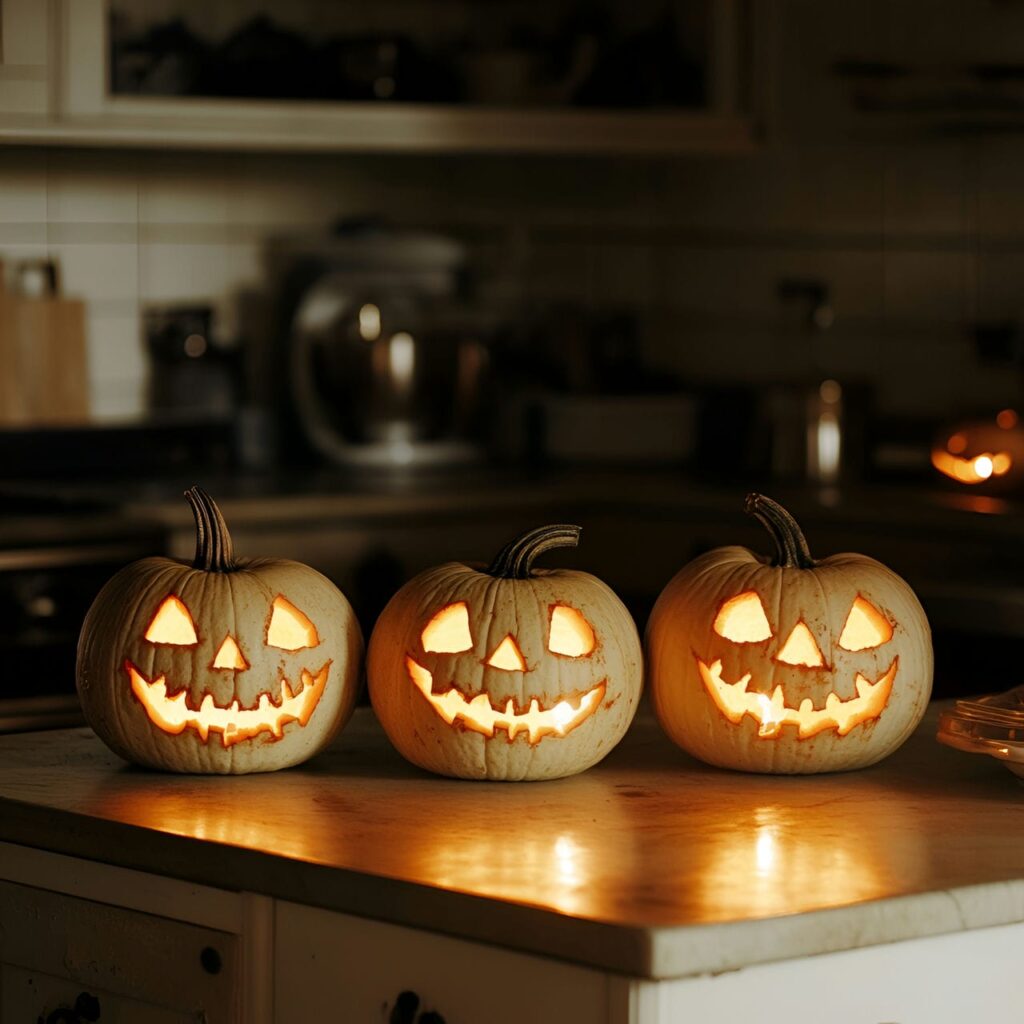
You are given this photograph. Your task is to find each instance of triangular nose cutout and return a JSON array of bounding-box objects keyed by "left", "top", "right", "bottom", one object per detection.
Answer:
[
  {"left": 487, "top": 635, "right": 526, "bottom": 671},
  {"left": 776, "top": 622, "right": 825, "bottom": 667},
  {"left": 213, "top": 634, "right": 249, "bottom": 670}
]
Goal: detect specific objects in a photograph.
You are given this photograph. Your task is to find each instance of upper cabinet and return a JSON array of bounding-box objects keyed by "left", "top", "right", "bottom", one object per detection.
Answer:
[
  {"left": 0, "top": 0, "right": 52, "bottom": 117},
  {"left": 0, "top": 0, "right": 765, "bottom": 155}
]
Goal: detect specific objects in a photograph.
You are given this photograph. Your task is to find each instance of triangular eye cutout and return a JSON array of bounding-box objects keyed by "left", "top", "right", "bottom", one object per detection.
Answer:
[
  {"left": 145, "top": 595, "right": 198, "bottom": 645},
  {"left": 839, "top": 596, "right": 893, "bottom": 651},
  {"left": 714, "top": 591, "right": 772, "bottom": 643},
  {"left": 776, "top": 621, "right": 825, "bottom": 667},
  {"left": 487, "top": 635, "right": 527, "bottom": 671},
  {"left": 267, "top": 596, "right": 320, "bottom": 651},
  {"left": 213, "top": 634, "right": 249, "bottom": 670},
  {"left": 422, "top": 602, "right": 473, "bottom": 653}
]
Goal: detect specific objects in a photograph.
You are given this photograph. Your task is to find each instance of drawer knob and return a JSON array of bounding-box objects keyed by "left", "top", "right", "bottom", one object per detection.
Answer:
[
  {"left": 388, "top": 990, "right": 447, "bottom": 1024},
  {"left": 389, "top": 991, "right": 420, "bottom": 1024},
  {"left": 41, "top": 991, "right": 101, "bottom": 1023},
  {"left": 200, "top": 945, "right": 222, "bottom": 974}
]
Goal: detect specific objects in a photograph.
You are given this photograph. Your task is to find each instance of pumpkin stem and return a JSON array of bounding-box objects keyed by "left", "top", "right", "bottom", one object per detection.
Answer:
[
  {"left": 185, "top": 486, "right": 238, "bottom": 572},
  {"left": 745, "top": 493, "right": 815, "bottom": 569},
  {"left": 486, "top": 524, "right": 582, "bottom": 579}
]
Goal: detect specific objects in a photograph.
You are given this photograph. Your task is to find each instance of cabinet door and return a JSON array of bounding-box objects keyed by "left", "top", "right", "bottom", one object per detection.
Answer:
[
  {"left": 275, "top": 901, "right": 612, "bottom": 1024},
  {"left": 645, "top": 921, "right": 1024, "bottom": 1023},
  {"left": 2, "top": 963, "right": 198, "bottom": 1023},
  {"left": 0, "top": 879, "right": 239, "bottom": 1022},
  {"left": 0, "top": 0, "right": 51, "bottom": 116}
]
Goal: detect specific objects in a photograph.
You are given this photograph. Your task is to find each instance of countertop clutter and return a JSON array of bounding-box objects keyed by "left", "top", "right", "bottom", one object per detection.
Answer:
[{"left": 0, "top": 704, "right": 1020, "bottom": 982}]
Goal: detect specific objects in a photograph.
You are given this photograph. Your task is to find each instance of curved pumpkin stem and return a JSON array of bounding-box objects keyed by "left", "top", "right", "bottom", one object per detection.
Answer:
[
  {"left": 185, "top": 486, "right": 238, "bottom": 572},
  {"left": 745, "top": 493, "right": 815, "bottom": 569},
  {"left": 486, "top": 524, "right": 581, "bottom": 579}
]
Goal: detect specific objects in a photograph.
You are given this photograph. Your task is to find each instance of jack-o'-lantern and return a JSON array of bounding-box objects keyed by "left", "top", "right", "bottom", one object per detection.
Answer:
[
  {"left": 368, "top": 525, "right": 642, "bottom": 781},
  {"left": 76, "top": 487, "right": 363, "bottom": 774},
  {"left": 647, "top": 494, "right": 932, "bottom": 774},
  {"left": 932, "top": 409, "right": 1024, "bottom": 489}
]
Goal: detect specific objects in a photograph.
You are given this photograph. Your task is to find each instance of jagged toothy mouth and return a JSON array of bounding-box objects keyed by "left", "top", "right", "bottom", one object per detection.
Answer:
[
  {"left": 696, "top": 657, "right": 898, "bottom": 739},
  {"left": 125, "top": 660, "right": 331, "bottom": 747},
  {"left": 405, "top": 656, "right": 605, "bottom": 745}
]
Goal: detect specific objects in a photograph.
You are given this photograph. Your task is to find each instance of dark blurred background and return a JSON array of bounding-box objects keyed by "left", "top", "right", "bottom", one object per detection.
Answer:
[{"left": 2, "top": 0, "right": 1023, "bottom": 729}]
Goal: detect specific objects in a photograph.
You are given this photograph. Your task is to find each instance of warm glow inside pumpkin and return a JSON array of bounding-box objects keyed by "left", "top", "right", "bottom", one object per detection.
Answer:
[
  {"left": 406, "top": 599, "right": 606, "bottom": 745},
  {"left": 647, "top": 494, "right": 933, "bottom": 774},
  {"left": 698, "top": 585, "right": 899, "bottom": 740},
  {"left": 76, "top": 487, "right": 363, "bottom": 775},
  {"left": 367, "top": 524, "right": 643, "bottom": 781},
  {"left": 126, "top": 591, "right": 328, "bottom": 748}
]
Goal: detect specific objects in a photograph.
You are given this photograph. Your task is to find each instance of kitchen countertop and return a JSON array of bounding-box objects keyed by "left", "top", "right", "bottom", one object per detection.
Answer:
[
  {"left": 0, "top": 703, "right": 1020, "bottom": 980},
  {"left": 6, "top": 468, "right": 1024, "bottom": 537}
]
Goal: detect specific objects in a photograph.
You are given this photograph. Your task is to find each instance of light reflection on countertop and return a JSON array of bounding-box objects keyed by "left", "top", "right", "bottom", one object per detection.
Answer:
[{"left": 0, "top": 703, "right": 1020, "bottom": 979}]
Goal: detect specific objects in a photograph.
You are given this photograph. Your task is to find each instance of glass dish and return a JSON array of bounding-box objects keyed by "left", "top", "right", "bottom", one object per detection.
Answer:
[{"left": 937, "top": 687, "right": 1024, "bottom": 781}]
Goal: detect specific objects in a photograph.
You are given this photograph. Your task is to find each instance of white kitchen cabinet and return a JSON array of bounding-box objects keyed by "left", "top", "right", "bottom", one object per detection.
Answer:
[
  {"left": 0, "top": 0, "right": 51, "bottom": 116},
  {"left": 0, "top": 844, "right": 271, "bottom": 1024},
  {"left": 3, "top": 845, "right": 1022, "bottom": 1024},
  {"left": 0, "top": 0, "right": 761, "bottom": 154},
  {"left": 632, "top": 922, "right": 1024, "bottom": 1023},
  {"left": 5, "top": 862, "right": 1023, "bottom": 1024},
  {"left": 0, "top": 877, "right": 239, "bottom": 1022},
  {"left": 274, "top": 901, "right": 613, "bottom": 1024}
]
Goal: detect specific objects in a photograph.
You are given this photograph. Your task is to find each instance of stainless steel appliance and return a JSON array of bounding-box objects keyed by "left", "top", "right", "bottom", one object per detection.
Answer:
[{"left": 261, "top": 222, "right": 487, "bottom": 469}]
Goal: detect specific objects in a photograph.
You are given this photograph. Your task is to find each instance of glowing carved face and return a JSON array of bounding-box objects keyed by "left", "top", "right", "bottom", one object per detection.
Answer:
[
  {"left": 406, "top": 601, "right": 605, "bottom": 744},
  {"left": 698, "top": 591, "right": 897, "bottom": 739},
  {"left": 126, "top": 594, "right": 330, "bottom": 747}
]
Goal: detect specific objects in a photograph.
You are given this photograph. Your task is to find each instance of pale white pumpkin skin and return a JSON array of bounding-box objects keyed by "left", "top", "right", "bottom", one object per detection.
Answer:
[
  {"left": 77, "top": 556, "right": 363, "bottom": 774},
  {"left": 368, "top": 562, "right": 643, "bottom": 781},
  {"left": 647, "top": 546, "right": 933, "bottom": 774}
]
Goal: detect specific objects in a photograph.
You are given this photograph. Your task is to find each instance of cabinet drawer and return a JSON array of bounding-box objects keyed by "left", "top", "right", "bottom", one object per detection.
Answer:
[
  {"left": 275, "top": 901, "right": 611, "bottom": 1024},
  {"left": 650, "top": 921, "right": 1024, "bottom": 1023},
  {"left": 0, "top": 879, "right": 238, "bottom": 1022}
]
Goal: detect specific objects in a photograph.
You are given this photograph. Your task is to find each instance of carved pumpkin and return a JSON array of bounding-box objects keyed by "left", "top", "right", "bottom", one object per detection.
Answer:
[
  {"left": 647, "top": 494, "right": 932, "bottom": 774},
  {"left": 76, "top": 487, "right": 363, "bottom": 774},
  {"left": 368, "top": 525, "right": 642, "bottom": 781}
]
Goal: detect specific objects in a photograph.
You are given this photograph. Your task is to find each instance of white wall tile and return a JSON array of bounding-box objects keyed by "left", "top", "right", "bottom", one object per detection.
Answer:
[
  {"left": 883, "top": 251, "right": 972, "bottom": 322},
  {"left": 0, "top": 150, "right": 47, "bottom": 223},
  {"left": 666, "top": 248, "right": 883, "bottom": 321},
  {"left": 86, "top": 314, "right": 146, "bottom": 418},
  {"left": 976, "top": 138, "right": 1024, "bottom": 241},
  {"left": 138, "top": 153, "right": 229, "bottom": 227},
  {"left": 46, "top": 152, "right": 139, "bottom": 224},
  {"left": 882, "top": 145, "right": 972, "bottom": 239},
  {"left": 977, "top": 253, "right": 1024, "bottom": 323},
  {"left": 55, "top": 243, "right": 139, "bottom": 305},
  {"left": 138, "top": 243, "right": 235, "bottom": 304}
]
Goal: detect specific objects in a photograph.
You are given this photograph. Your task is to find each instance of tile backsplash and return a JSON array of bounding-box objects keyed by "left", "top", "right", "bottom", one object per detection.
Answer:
[{"left": 1, "top": 137, "right": 1021, "bottom": 421}]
